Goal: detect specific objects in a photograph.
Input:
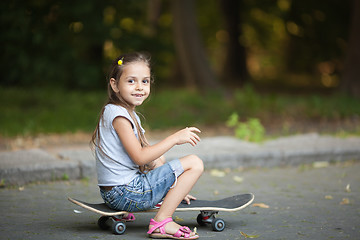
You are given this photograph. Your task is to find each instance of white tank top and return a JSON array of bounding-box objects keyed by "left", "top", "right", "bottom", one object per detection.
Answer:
[{"left": 95, "top": 104, "right": 145, "bottom": 186}]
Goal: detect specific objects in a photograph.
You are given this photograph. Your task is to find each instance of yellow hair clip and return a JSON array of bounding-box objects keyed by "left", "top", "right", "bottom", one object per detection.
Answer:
[{"left": 118, "top": 57, "right": 124, "bottom": 66}]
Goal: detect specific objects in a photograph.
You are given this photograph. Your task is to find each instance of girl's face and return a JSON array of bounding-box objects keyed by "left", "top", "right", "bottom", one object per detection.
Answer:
[{"left": 110, "top": 61, "right": 151, "bottom": 109}]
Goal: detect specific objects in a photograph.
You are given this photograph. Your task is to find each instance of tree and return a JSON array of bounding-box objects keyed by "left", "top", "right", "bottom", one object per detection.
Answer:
[
  {"left": 284, "top": 0, "right": 350, "bottom": 81},
  {"left": 342, "top": 0, "right": 360, "bottom": 97},
  {"left": 171, "top": 0, "right": 220, "bottom": 90},
  {"left": 220, "top": 0, "right": 248, "bottom": 86},
  {"left": 0, "top": 1, "right": 106, "bottom": 89}
]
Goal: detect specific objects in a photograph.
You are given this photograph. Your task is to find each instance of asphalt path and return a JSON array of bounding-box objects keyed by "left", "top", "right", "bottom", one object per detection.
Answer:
[{"left": 1, "top": 160, "right": 359, "bottom": 240}]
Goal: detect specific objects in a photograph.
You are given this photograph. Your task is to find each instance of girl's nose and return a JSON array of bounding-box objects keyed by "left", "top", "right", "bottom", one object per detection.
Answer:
[{"left": 136, "top": 82, "right": 143, "bottom": 90}]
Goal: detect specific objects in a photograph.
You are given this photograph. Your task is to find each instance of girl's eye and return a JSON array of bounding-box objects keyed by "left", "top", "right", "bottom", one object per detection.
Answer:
[
  {"left": 128, "top": 79, "right": 135, "bottom": 84},
  {"left": 143, "top": 79, "right": 150, "bottom": 84}
]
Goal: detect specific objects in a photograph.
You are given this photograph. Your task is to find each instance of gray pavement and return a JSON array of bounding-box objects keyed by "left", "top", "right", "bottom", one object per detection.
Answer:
[
  {"left": 0, "top": 160, "right": 359, "bottom": 239},
  {"left": 0, "top": 133, "right": 360, "bottom": 239}
]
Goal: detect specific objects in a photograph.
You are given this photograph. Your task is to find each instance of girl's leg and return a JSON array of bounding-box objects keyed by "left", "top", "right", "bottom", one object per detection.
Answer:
[{"left": 149, "top": 154, "right": 204, "bottom": 236}]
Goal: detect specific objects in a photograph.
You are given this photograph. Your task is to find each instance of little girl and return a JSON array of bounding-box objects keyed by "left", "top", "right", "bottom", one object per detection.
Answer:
[{"left": 91, "top": 52, "right": 203, "bottom": 239}]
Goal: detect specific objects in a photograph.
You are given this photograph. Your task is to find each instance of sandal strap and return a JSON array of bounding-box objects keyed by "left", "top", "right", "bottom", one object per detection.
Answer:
[
  {"left": 174, "top": 226, "right": 192, "bottom": 238},
  {"left": 147, "top": 217, "right": 173, "bottom": 234},
  {"left": 123, "top": 213, "right": 135, "bottom": 221}
]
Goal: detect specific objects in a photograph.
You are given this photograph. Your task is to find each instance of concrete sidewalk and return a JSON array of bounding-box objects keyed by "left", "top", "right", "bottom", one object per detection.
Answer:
[{"left": 1, "top": 133, "right": 360, "bottom": 186}]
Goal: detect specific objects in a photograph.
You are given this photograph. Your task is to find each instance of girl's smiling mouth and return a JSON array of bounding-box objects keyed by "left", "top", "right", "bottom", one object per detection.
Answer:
[{"left": 132, "top": 94, "right": 145, "bottom": 97}]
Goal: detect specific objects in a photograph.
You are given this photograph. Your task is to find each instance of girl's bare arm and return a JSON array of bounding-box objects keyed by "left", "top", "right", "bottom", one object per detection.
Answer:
[{"left": 112, "top": 116, "right": 201, "bottom": 166}]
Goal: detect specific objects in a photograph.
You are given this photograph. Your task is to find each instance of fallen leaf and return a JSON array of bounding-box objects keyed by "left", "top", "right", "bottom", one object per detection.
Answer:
[
  {"left": 74, "top": 210, "right": 82, "bottom": 214},
  {"left": 313, "top": 161, "right": 329, "bottom": 168},
  {"left": 345, "top": 184, "right": 351, "bottom": 193},
  {"left": 233, "top": 176, "right": 244, "bottom": 183},
  {"left": 325, "top": 195, "right": 333, "bottom": 200},
  {"left": 240, "top": 231, "right": 249, "bottom": 237},
  {"left": 174, "top": 216, "right": 184, "bottom": 222},
  {"left": 240, "top": 231, "right": 260, "bottom": 238},
  {"left": 213, "top": 190, "right": 219, "bottom": 195},
  {"left": 340, "top": 198, "right": 350, "bottom": 205},
  {"left": 252, "top": 203, "right": 270, "bottom": 209},
  {"left": 210, "top": 169, "right": 226, "bottom": 177}
]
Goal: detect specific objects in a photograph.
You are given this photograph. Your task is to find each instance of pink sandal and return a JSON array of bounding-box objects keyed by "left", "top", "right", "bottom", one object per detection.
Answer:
[
  {"left": 147, "top": 217, "right": 199, "bottom": 239},
  {"left": 114, "top": 213, "right": 136, "bottom": 222}
]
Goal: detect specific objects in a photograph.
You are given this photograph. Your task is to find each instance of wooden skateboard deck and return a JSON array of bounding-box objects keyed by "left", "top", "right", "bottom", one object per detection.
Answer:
[{"left": 68, "top": 193, "right": 254, "bottom": 234}]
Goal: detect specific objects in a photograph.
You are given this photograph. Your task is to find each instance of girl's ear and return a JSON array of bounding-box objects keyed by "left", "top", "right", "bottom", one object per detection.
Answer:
[{"left": 110, "top": 78, "right": 119, "bottom": 93}]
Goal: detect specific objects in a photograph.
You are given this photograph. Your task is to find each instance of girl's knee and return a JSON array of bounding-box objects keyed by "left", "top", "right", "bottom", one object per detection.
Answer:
[
  {"left": 180, "top": 154, "right": 204, "bottom": 173},
  {"left": 188, "top": 154, "right": 204, "bottom": 172}
]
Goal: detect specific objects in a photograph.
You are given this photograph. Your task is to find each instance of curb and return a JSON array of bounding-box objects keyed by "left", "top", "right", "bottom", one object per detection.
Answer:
[{"left": 1, "top": 133, "right": 360, "bottom": 186}]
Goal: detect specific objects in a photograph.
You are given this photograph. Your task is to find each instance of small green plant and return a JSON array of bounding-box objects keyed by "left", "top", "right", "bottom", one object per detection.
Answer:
[
  {"left": 226, "top": 113, "right": 265, "bottom": 142},
  {"left": 0, "top": 179, "right": 5, "bottom": 188},
  {"left": 62, "top": 173, "right": 70, "bottom": 181}
]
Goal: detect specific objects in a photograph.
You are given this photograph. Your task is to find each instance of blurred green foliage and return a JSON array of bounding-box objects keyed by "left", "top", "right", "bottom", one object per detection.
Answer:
[
  {"left": 226, "top": 113, "right": 266, "bottom": 142},
  {"left": 0, "top": 0, "right": 174, "bottom": 88},
  {"left": 0, "top": 0, "right": 351, "bottom": 89},
  {"left": 0, "top": 1, "right": 357, "bottom": 137}
]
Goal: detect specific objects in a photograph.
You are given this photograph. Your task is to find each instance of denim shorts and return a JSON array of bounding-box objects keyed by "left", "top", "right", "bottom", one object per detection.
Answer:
[{"left": 100, "top": 159, "right": 184, "bottom": 212}]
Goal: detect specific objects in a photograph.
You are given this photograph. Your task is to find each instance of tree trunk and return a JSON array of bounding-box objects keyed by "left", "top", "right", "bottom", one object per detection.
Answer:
[
  {"left": 147, "top": 0, "right": 162, "bottom": 36},
  {"left": 171, "top": 0, "right": 220, "bottom": 90},
  {"left": 342, "top": 0, "right": 360, "bottom": 97},
  {"left": 220, "top": 0, "right": 248, "bottom": 86}
]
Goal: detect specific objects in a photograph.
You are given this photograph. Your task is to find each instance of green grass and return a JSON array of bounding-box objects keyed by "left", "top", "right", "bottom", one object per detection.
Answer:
[
  {"left": 0, "top": 88, "right": 106, "bottom": 136},
  {"left": 0, "top": 86, "right": 359, "bottom": 137}
]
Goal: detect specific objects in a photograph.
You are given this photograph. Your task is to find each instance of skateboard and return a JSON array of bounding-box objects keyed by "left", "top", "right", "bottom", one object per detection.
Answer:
[{"left": 68, "top": 193, "right": 254, "bottom": 235}]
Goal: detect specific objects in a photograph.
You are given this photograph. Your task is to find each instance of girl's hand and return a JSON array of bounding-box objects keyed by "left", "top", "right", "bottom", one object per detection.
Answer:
[
  {"left": 183, "top": 194, "right": 197, "bottom": 205},
  {"left": 174, "top": 127, "right": 201, "bottom": 146}
]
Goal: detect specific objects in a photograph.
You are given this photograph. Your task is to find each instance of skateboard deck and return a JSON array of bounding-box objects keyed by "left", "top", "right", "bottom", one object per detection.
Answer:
[{"left": 68, "top": 193, "right": 254, "bottom": 234}]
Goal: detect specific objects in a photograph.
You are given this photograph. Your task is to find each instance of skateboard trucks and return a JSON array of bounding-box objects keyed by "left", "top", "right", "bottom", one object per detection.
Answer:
[
  {"left": 196, "top": 211, "right": 226, "bottom": 232},
  {"left": 97, "top": 215, "right": 128, "bottom": 235}
]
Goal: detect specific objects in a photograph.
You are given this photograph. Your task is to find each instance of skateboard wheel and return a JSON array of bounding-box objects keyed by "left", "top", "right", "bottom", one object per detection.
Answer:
[
  {"left": 196, "top": 214, "right": 207, "bottom": 226},
  {"left": 98, "top": 216, "right": 110, "bottom": 230},
  {"left": 212, "top": 218, "right": 225, "bottom": 232},
  {"left": 112, "top": 221, "right": 126, "bottom": 235}
]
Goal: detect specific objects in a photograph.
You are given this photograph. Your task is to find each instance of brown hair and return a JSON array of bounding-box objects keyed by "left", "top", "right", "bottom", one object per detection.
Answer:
[{"left": 91, "top": 52, "right": 153, "bottom": 171}]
